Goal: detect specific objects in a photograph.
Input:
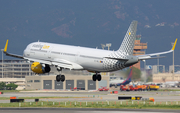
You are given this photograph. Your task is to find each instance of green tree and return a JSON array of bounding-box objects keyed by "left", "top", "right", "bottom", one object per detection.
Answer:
[
  {"left": 147, "top": 75, "right": 153, "bottom": 82},
  {"left": 0, "top": 82, "right": 6, "bottom": 90},
  {"left": 6, "top": 83, "right": 18, "bottom": 90},
  {"left": 125, "top": 67, "right": 142, "bottom": 81}
]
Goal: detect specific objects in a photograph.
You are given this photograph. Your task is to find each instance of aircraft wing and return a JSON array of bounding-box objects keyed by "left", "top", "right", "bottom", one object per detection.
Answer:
[
  {"left": 51, "top": 58, "right": 83, "bottom": 70},
  {"left": 3, "top": 40, "right": 83, "bottom": 70},
  {"left": 137, "top": 39, "right": 177, "bottom": 60},
  {"left": 3, "top": 40, "right": 24, "bottom": 59}
]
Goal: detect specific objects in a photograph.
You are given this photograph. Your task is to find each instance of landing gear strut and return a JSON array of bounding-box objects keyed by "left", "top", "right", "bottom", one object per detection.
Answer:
[
  {"left": 56, "top": 67, "right": 65, "bottom": 82},
  {"left": 92, "top": 73, "right": 102, "bottom": 81}
]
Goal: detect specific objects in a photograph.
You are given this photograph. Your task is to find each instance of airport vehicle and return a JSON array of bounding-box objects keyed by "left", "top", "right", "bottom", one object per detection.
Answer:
[
  {"left": 98, "top": 86, "right": 109, "bottom": 91},
  {"left": 120, "top": 85, "right": 130, "bottom": 91},
  {"left": 120, "top": 85, "right": 138, "bottom": 91},
  {"left": 156, "top": 83, "right": 166, "bottom": 88},
  {"left": 176, "top": 82, "right": 180, "bottom": 87},
  {"left": 164, "top": 81, "right": 179, "bottom": 87},
  {"left": 3, "top": 21, "right": 177, "bottom": 82},
  {"left": 136, "top": 85, "right": 147, "bottom": 91},
  {"left": 129, "top": 85, "right": 138, "bottom": 91},
  {"left": 146, "top": 84, "right": 159, "bottom": 91},
  {"left": 110, "top": 68, "right": 133, "bottom": 87}
]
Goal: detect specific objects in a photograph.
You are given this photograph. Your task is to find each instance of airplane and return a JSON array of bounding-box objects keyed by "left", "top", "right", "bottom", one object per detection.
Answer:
[
  {"left": 3, "top": 21, "right": 177, "bottom": 82},
  {"left": 109, "top": 68, "right": 133, "bottom": 87}
]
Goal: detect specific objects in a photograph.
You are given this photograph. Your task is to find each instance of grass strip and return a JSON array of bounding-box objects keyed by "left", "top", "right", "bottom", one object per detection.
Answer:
[
  {"left": 0, "top": 101, "right": 180, "bottom": 109},
  {"left": 158, "top": 89, "right": 180, "bottom": 91},
  {"left": 0, "top": 90, "right": 20, "bottom": 93}
]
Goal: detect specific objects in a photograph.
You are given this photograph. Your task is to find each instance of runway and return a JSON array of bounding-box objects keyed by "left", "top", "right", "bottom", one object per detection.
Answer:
[
  {"left": 0, "top": 108, "right": 179, "bottom": 113},
  {"left": 0, "top": 90, "right": 180, "bottom": 103}
]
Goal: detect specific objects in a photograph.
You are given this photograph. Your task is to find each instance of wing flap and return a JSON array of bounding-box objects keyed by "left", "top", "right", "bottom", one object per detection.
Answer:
[
  {"left": 24, "top": 57, "right": 52, "bottom": 65},
  {"left": 52, "top": 58, "right": 83, "bottom": 70},
  {"left": 52, "top": 62, "right": 72, "bottom": 69}
]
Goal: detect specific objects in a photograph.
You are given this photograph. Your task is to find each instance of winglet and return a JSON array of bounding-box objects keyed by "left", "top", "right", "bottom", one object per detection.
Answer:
[
  {"left": 4, "top": 39, "right": 9, "bottom": 52},
  {"left": 171, "top": 38, "right": 177, "bottom": 51}
]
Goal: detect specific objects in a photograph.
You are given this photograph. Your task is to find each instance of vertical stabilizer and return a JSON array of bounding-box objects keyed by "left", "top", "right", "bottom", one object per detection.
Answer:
[{"left": 118, "top": 21, "right": 138, "bottom": 55}]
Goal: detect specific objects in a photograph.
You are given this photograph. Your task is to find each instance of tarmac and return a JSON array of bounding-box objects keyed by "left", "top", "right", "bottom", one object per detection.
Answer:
[
  {"left": 0, "top": 89, "right": 180, "bottom": 103},
  {"left": 0, "top": 89, "right": 180, "bottom": 112}
]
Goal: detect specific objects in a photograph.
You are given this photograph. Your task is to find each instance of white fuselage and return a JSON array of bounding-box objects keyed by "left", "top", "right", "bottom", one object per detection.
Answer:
[
  {"left": 23, "top": 42, "right": 128, "bottom": 72},
  {"left": 109, "top": 79, "right": 124, "bottom": 85}
]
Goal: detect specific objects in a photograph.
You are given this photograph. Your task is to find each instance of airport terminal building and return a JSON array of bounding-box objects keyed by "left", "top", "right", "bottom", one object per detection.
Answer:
[
  {"left": 25, "top": 74, "right": 109, "bottom": 90},
  {"left": 1, "top": 59, "right": 180, "bottom": 90},
  {"left": 0, "top": 60, "right": 109, "bottom": 90}
]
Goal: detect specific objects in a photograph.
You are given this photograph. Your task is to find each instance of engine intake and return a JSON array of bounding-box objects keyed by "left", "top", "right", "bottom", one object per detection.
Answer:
[{"left": 31, "top": 62, "right": 51, "bottom": 74}]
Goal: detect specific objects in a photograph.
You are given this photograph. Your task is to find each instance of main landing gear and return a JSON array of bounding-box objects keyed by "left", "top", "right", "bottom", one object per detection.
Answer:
[
  {"left": 56, "top": 75, "right": 65, "bottom": 82},
  {"left": 92, "top": 73, "right": 102, "bottom": 81},
  {"left": 56, "top": 67, "right": 65, "bottom": 82}
]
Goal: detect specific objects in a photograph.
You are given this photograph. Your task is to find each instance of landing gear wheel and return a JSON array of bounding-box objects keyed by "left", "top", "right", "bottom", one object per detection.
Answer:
[
  {"left": 56, "top": 75, "right": 61, "bottom": 82},
  {"left": 92, "top": 74, "right": 96, "bottom": 81},
  {"left": 97, "top": 74, "right": 101, "bottom": 81},
  {"left": 61, "top": 75, "right": 65, "bottom": 82},
  {"left": 92, "top": 73, "right": 102, "bottom": 81}
]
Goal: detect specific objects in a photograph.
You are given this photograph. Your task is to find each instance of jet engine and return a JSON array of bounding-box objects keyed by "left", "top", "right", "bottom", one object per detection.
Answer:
[{"left": 31, "top": 62, "right": 51, "bottom": 74}]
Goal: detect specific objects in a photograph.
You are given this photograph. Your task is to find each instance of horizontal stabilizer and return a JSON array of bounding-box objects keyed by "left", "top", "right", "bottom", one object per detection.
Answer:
[{"left": 104, "top": 57, "right": 129, "bottom": 61}]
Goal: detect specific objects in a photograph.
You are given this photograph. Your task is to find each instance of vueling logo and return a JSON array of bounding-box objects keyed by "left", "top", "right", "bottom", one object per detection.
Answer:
[
  {"left": 42, "top": 45, "right": 50, "bottom": 49},
  {"left": 32, "top": 44, "right": 50, "bottom": 49},
  {"left": 32, "top": 44, "right": 43, "bottom": 49}
]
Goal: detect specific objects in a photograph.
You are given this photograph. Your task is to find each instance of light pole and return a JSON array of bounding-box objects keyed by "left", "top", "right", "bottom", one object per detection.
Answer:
[
  {"left": 171, "top": 42, "right": 174, "bottom": 81},
  {"left": 157, "top": 55, "right": 159, "bottom": 73},
  {"left": 106, "top": 43, "right": 111, "bottom": 50},
  {"left": 143, "top": 60, "right": 146, "bottom": 82},
  {"left": 101, "top": 43, "right": 112, "bottom": 50},
  {"left": 101, "top": 44, "right": 106, "bottom": 50},
  {"left": 1, "top": 49, "right": 4, "bottom": 78}
]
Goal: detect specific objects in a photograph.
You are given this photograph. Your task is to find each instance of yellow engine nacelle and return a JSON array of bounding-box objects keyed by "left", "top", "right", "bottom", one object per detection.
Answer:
[{"left": 31, "top": 62, "right": 51, "bottom": 74}]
